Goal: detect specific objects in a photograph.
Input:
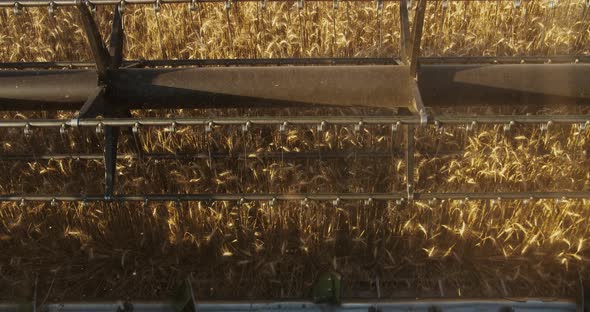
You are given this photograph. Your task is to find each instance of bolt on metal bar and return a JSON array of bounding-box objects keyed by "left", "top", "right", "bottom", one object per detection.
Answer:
[
  {"left": 2, "top": 192, "right": 590, "bottom": 202},
  {"left": 1, "top": 115, "right": 589, "bottom": 128}
]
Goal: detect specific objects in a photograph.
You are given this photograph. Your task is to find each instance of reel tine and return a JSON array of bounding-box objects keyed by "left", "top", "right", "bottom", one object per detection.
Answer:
[
  {"left": 48, "top": 1, "right": 57, "bottom": 17},
  {"left": 13, "top": 2, "right": 22, "bottom": 15}
]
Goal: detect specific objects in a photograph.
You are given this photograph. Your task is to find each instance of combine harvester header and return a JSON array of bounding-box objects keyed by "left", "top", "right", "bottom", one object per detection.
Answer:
[{"left": 0, "top": 0, "right": 589, "bottom": 310}]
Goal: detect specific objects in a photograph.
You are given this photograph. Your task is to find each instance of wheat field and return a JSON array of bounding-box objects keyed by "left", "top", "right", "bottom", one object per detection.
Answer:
[{"left": 0, "top": 0, "right": 589, "bottom": 302}]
